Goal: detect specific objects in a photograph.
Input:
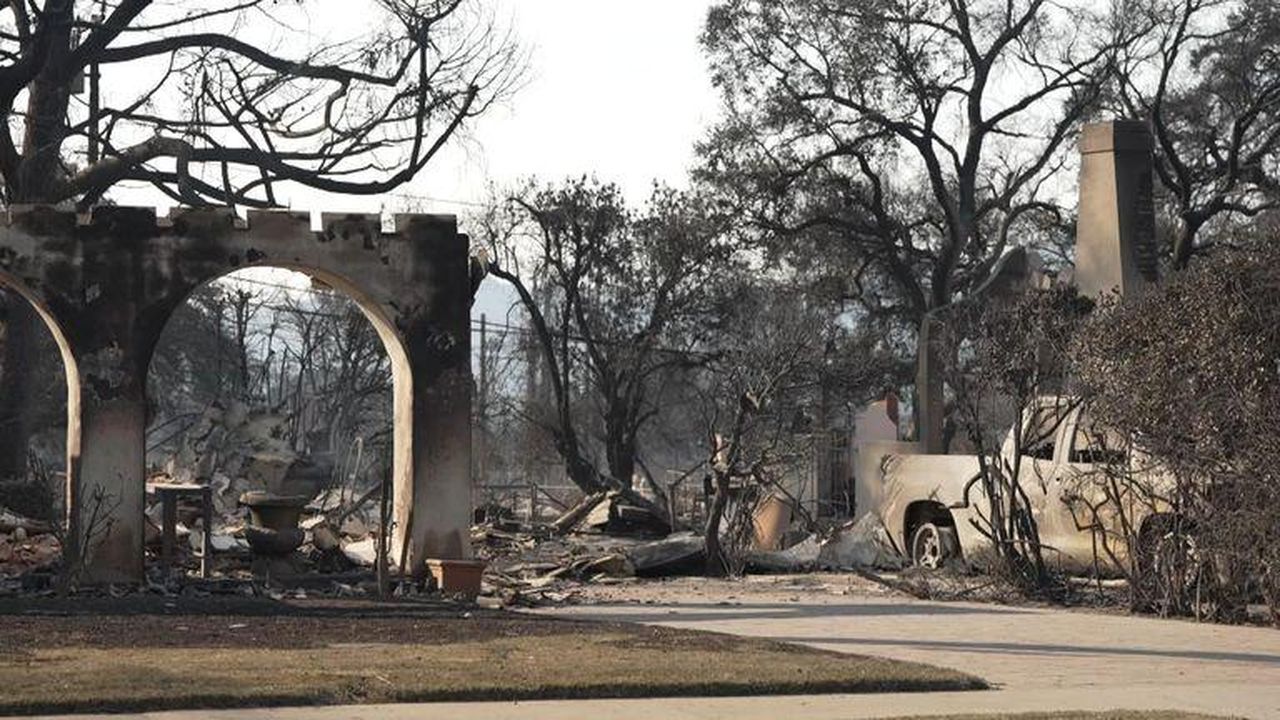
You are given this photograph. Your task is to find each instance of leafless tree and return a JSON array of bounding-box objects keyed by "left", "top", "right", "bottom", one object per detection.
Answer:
[
  {"left": 697, "top": 280, "right": 903, "bottom": 575},
  {"left": 1113, "top": 0, "right": 1280, "bottom": 267},
  {"left": 699, "top": 305, "right": 814, "bottom": 577},
  {"left": 0, "top": 0, "right": 521, "bottom": 207},
  {"left": 147, "top": 275, "right": 393, "bottom": 497},
  {"left": 700, "top": 0, "right": 1129, "bottom": 323},
  {"left": 939, "top": 285, "right": 1090, "bottom": 593},
  {"left": 480, "top": 179, "right": 735, "bottom": 525},
  {"left": 698, "top": 0, "right": 1139, "bottom": 442}
]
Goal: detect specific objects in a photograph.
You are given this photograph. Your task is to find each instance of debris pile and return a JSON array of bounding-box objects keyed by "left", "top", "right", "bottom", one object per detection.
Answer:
[
  {"left": 749, "top": 514, "right": 905, "bottom": 572},
  {"left": 472, "top": 484, "right": 710, "bottom": 606},
  {"left": 141, "top": 402, "right": 388, "bottom": 579},
  {"left": 0, "top": 506, "right": 60, "bottom": 585},
  {"left": 576, "top": 491, "right": 671, "bottom": 537},
  {"left": 470, "top": 488, "right": 906, "bottom": 606},
  {"left": 479, "top": 531, "right": 639, "bottom": 606},
  {"left": 153, "top": 403, "right": 332, "bottom": 520}
]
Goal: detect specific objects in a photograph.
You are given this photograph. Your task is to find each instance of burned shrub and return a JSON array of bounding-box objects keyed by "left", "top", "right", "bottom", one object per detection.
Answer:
[
  {"left": 1072, "top": 244, "right": 1280, "bottom": 623},
  {"left": 938, "top": 285, "right": 1092, "bottom": 594}
]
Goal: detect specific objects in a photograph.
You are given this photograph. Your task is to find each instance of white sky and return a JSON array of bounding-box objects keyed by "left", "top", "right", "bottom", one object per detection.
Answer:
[
  {"left": 203, "top": 1, "right": 721, "bottom": 314},
  {"left": 414, "top": 0, "right": 720, "bottom": 320},
  {"left": 408, "top": 0, "right": 721, "bottom": 211},
  {"left": 111, "top": 1, "right": 720, "bottom": 214}
]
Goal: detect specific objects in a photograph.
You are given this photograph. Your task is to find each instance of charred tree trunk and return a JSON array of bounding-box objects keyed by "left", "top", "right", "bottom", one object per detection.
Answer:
[
  {"left": 1172, "top": 214, "right": 1206, "bottom": 271},
  {"left": 0, "top": 9, "right": 74, "bottom": 480},
  {"left": 604, "top": 423, "right": 637, "bottom": 492},
  {"left": 703, "top": 472, "right": 731, "bottom": 577},
  {"left": 10, "top": 3, "right": 74, "bottom": 204}
]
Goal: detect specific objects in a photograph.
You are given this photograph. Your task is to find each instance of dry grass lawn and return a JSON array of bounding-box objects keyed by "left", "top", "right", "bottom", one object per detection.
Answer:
[{"left": 0, "top": 595, "right": 983, "bottom": 715}]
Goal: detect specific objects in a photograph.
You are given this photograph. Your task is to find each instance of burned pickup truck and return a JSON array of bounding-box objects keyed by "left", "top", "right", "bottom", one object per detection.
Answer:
[{"left": 859, "top": 397, "right": 1170, "bottom": 573}]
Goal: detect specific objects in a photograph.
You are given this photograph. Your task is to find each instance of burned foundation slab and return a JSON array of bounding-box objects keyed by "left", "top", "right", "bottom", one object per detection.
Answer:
[{"left": 0, "top": 206, "right": 473, "bottom": 583}]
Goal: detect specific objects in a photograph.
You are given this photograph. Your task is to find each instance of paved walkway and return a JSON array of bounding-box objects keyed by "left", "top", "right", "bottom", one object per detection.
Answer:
[
  {"left": 538, "top": 590, "right": 1280, "bottom": 718},
  {"left": 20, "top": 583, "right": 1280, "bottom": 719},
  {"left": 19, "top": 686, "right": 1280, "bottom": 720}
]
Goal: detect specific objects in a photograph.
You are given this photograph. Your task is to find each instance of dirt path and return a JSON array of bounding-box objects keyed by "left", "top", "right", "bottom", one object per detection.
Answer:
[{"left": 536, "top": 574, "right": 1280, "bottom": 717}]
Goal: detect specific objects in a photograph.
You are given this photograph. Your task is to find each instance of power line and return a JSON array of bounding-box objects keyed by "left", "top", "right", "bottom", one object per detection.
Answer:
[
  {"left": 387, "top": 191, "right": 490, "bottom": 210},
  {"left": 203, "top": 276, "right": 714, "bottom": 360},
  {"left": 469, "top": 317, "right": 715, "bottom": 359}
]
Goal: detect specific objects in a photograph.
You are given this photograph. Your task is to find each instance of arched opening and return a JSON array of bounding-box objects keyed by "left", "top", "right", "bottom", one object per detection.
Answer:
[
  {"left": 144, "top": 265, "right": 410, "bottom": 578},
  {"left": 0, "top": 271, "right": 80, "bottom": 585}
]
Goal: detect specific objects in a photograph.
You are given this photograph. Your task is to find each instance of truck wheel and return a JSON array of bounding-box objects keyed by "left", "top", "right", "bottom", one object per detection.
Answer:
[{"left": 911, "top": 522, "right": 958, "bottom": 569}]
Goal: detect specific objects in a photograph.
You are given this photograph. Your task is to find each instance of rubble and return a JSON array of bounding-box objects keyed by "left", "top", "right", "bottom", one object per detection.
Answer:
[
  {"left": 0, "top": 504, "right": 60, "bottom": 579},
  {"left": 302, "top": 517, "right": 341, "bottom": 552},
  {"left": 340, "top": 537, "right": 379, "bottom": 567},
  {"left": 191, "top": 532, "right": 246, "bottom": 553},
  {"left": 749, "top": 515, "right": 905, "bottom": 572},
  {"left": 133, "top": 399, "right": 399, "bottom": 581},
  {"left": 0, "top": 531, "right": 60, "bottom": 576},
  {"left": 471, "top": 495, "right": 907, "bottom": 608},
  {"left": 550, "top": 490, "right": 670, "bottom": 537},
  {"left": 151, "top": 403, "right": 336, "bottom": 532},
  {"left": 817, "top": 514, "right": 905, "bottom": 570},
  {"left": 0, "top": 506, "right": 53, "bottom": 535},
  {"left": 629, "top": 533, "right": 706, "bottom": 577},
  {"left": 749, "top": 534, "right": 821, "bottom": 572},
  {"left": 473, "top": 513, "right": 645, "bottom": 605}
]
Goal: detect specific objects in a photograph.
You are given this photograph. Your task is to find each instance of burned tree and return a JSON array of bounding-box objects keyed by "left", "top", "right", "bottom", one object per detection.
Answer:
[
  {"left": 0, "top": 0, "right": 520, "bottom": 481},
  {"left": 938, "top": 285, "right": 1091, "bottom": 592},
  {"left": 0, "top": 0, "right": 519, "bottom": 207},
  {"left": 697, "top": 0, "right": 1133, "bottom": 446},
  {"left": 697, "top": 281, "right": 903, "bottom": 576},
  {"left": 482, "top": 179, "right": 734, "bottom": 526},
  {"left": 1073, "top": 243, "right": 1280, "bottom": 622},
  {"left": 1115, "top": 0, "right": 1280, "bottom": 267}
]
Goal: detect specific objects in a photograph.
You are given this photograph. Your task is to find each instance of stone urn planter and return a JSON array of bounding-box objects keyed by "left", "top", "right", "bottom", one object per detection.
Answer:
[{"left": 239, "top": 491, "right": 310, "bottom": 557}]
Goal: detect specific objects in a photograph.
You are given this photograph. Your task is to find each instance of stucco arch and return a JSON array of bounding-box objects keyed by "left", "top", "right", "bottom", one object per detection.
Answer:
[
  {"left": 144, "top": 262, "right": 417, "bottom": 563},
  {"left": 0, "top": 205, "right": 473, "bottom": 582},
  {"left": 0, "top": 268, "right": 81, "bottom": 539}
]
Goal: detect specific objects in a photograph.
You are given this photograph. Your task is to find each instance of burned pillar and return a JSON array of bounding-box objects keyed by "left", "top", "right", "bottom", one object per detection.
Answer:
[
  {"left": 393, "top": 215, "right": 474, "bottom": 576},
  {"left": 69, "top": 208, "right": 171, "bottom": 583},
  {"left": 1, "top": 207, "right": 162, "bottom": 583},
  {"left": 1074, "top": 121, "right": 1159, "bottom": 298}
]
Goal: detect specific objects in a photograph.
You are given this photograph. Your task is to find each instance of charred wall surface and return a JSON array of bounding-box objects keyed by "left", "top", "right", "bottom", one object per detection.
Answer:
[{"left": 0, "top": 206, "right": 472, "bottom": 582}]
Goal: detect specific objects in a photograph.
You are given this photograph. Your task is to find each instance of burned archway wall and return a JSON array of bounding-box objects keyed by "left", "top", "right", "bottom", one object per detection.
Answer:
[
  {"left": 0, "top": 265, "right": 81, "bottom": 554},
  {"left": 0, "top": 206, "right": 473, "bottom": 583}
]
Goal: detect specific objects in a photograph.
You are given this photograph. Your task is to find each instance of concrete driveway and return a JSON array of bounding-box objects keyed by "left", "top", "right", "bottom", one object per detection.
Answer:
[
  {"left": 19, "top": 578, "right": 1280, "bottom": 719},
  {"left": 537, "top": 577, "right": 1280, "bottom": 718}
]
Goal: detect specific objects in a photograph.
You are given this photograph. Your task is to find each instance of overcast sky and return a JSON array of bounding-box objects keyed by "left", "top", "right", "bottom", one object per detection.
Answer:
[
  {"left": 216, "top": 1, "right": 720, "bottom": 315},
  {"left": 406, "top": 0, "right": 720, "bottom": 212},
  {"left": 258, "top": 0, "right": 723, "bottom": 218},
  {"left": 424, "top": 0, "right": 720, "bottom": 320}
]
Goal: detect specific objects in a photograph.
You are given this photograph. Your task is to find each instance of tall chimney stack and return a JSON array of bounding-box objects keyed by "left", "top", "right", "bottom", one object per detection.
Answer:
[{"left": 1074, "top": 121, "right": 1158, "bottom": 298}]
